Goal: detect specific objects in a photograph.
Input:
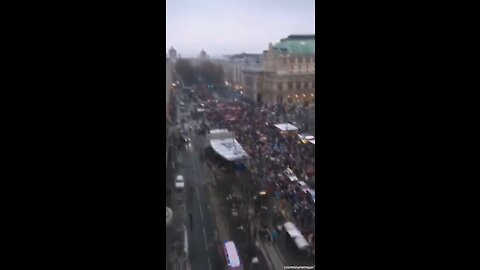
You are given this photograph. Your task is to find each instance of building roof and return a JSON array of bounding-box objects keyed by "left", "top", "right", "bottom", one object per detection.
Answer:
[
  {"left": 209, "top": 129, "right": 230, "bottom": 134},
  {"left": 283, "top": 34, "right": 315, "bottom": 41},
  {"left": 228, "top": 53, "right": 262, "bottom": 59},
  {"left": 210, "top": 138, "right": 249, "bottom": 161},
  {"left": 274, "top": 36, "right": 315, "bottom": 55},
  {"left": 224, "top": 241, "right": 241, "bottom": 267},
  {"left": 274, "top": 123, "right": 298, "bottom": 131},
  {"left": 284, "top": 222, "right": 302, "bottom": 238}
]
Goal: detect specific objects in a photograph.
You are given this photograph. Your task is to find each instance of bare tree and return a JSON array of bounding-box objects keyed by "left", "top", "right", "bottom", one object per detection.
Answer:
[
  {"left": 175, "top": 59, "right": 197, "bottom": 85},
  {"left": 197, "top": 61, "right": 224, "bottom": 86}
]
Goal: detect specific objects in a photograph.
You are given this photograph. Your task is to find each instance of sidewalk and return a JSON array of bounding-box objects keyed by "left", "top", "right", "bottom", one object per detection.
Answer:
[
  {"left": 166, "top": 130, "right": 189, "bottom": 270},
  {"left": 253, "top": 219, "right": 287, "bottom": 270},
  {"left": 269, "top": 200, "right": 315, "bottom": 267},
  {"left": 206, "top": 165, "right": 313, "bottom": 269}
]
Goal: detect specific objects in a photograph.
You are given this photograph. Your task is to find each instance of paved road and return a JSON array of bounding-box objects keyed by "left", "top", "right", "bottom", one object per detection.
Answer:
[
  {"left": 166, "top": 143, "right": 187, "bottom": 270},
  {"left": 173, "top": 90, "right": 273, "bottom": 270},
  {"left": 175, "top": 97, "right": 224, "bottom": 270},
  {"left": 182, "top": 137, "right": 224, "bottom": 270},
  {"left": 190, "top": 128, "right": 271, "bottom": 270},
  {"left": 211, "top": 169, "right": 273, "bottom": 270}
]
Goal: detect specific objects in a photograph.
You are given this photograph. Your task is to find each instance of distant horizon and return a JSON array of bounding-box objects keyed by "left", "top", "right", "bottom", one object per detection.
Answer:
[
  {"left": 166, "top": 0, "right": 315, "bottom": 57},
  {"left": 166, "top": 52, "right": 269, "bottom": 59},
  {"left": 167, "top": 41, "right": 315, "bottom": 59}
]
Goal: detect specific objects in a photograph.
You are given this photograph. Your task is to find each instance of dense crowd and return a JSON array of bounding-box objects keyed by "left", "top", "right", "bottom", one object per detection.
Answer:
[{"left": 193, "top": 87, "right": 316, "bottom": 254}]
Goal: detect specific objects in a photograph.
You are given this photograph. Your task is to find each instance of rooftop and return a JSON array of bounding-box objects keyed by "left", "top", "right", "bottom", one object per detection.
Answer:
[
  {"left": 228, "top": 53, "right": 263, "bottom": 59},
  {"left": 282, "top": 34, "right": 315, "bottom": 41},
  {"left": 274, "top": 123, "right": 299, "bottom": 131},
  {"left": 210, "top": 138, "right": 249, "bottom": 161},
  {"left": 274, "top": 35, "right": 315, "bottom": 55}
]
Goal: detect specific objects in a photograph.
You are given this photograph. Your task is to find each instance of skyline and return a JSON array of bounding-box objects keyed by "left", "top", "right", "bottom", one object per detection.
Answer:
[{"left": 166, "top": 0, "right": 315, "bottom": 58}]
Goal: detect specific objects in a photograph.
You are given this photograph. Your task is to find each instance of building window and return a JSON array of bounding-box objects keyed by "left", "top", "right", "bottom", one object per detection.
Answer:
[
  {"left": 296, "top": 82, "right": 301, "bottom": 90},
  {"left": 277, "top": 83, "right": 283, "bottom": 91},
  {"left": 288, "top": 82, "right": 293, "bottom": 90},
  {"left": 313, "top": 81, "right": 315, "bottom": 89},
  {"left": 283, "top": 59, "right": 287, "bottom": 64},
  {"left": 303, "top": 82, "right": 309, "bottom": 89},
  {"left": 306, "top": 57, "right": 311, "bottom": 63},
  {"left": 290, "top": 57, "right": 295, "bottom": 63}
]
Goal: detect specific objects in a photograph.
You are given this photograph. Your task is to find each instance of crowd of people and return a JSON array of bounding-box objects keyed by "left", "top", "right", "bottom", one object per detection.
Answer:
[{"left": 192, "top": 86, "right": 316, "bottom": 255}]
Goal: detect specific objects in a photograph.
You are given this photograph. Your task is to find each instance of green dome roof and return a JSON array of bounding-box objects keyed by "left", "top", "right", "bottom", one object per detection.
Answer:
[{"left": 273, "top": 39, "right": 315, "bottom": 55}]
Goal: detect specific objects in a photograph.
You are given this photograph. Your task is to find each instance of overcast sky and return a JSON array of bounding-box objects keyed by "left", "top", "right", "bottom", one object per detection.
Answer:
[{"left": 166, "top": 0, "right": 315, "bottom": 58}]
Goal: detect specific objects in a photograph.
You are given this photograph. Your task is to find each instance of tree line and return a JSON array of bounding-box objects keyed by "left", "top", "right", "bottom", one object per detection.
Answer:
[{"left": 174, "top": 59, "right": 224, "bottom": 86}]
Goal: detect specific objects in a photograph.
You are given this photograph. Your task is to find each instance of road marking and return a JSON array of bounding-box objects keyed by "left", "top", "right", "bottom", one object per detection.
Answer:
[
  {"left": 199, "top": 204, "right": 204, "bottom": 222},
  {"left": 207, "top": 257, "right": 212, "bottom": 270},
  {"left": 196, "top": 187, "right": 200, "bottom": 200},
  {"left": 203, "top": 227, "right": 208, "bottom": 250},
  {"left": 211, "top": 171, "right": 217, "bottom": 185}
]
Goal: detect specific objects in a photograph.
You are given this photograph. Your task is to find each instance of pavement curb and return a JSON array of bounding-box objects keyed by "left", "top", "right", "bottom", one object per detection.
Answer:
[
  {"left": 253, "top": 219, "right": 287, "bottom": 269},
  {"left": 273, "top": 244, "right": 288, "bottom": 265}
]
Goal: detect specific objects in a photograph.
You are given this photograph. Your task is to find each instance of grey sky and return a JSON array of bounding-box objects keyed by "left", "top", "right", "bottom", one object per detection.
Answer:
[{"left": 166, "top": 0, "right": 315, "bottom": 58}]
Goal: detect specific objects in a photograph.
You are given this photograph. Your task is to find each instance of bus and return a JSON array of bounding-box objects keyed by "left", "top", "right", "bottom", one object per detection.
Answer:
[{"left": 223, "top": 241, "right": 243, "bottom": 270}]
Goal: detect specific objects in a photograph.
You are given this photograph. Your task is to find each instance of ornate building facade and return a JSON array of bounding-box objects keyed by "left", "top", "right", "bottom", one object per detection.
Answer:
[{"left": 243, "top": 35, "right": 315, "bottom": 105}]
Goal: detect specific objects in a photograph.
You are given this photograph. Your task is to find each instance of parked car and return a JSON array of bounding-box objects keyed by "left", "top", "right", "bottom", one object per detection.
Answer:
[
  {"left": 302, "top": 188, "right": 316, "bottom": 205},
  {"left": 284, "top": 167, "right": 299, "bottom": 182},
  {"left": 175, "top": 175, "right": 185, "bottom": 190},
  {"left": 297, "top": 180, "right": 307, "bottom": 189},
  {"left": 297, "top": 133, "right": 315, "bottom": 144}
]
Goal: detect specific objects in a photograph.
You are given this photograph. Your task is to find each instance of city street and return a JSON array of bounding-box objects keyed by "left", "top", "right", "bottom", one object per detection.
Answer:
[
  {"left": 166, "top": 5, "right": 316, "bottom": 268},
  {"left": 167, "top": 91, "right": 271, "bottom": 270},
  {"left": 183, "top": 134, "right": 223, "bottom": 270},
  {"left": 167, "top": 86, "right": 315, "bottom": 269}
]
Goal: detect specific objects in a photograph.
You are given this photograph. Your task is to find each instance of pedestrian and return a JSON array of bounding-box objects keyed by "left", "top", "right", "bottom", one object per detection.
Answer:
[{"left": 266, "top": 230, "right": 271, "bottom": 242}]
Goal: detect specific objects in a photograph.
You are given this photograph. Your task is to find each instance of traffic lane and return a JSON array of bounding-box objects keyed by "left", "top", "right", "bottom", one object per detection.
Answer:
[
  {"left": 188, "top": 139, "right": 226, "bottom": 270},
  {"left": 188, "top": 129, "right": 264, "bottom": 269},
  {"left": 166, "top": 149, "right": 183, "bottom": 270},
  {"left": 221, "top": 189, "right": 271, "bottom": 270},
  {"left": 184, "top": 141, "right": 228, "bottom": 270},
  {"left": 183, "top": 154, "right": 210, "bottom": 270},
  {"left": 212, "top": 170, "right": 271, "bottom": 270}
]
